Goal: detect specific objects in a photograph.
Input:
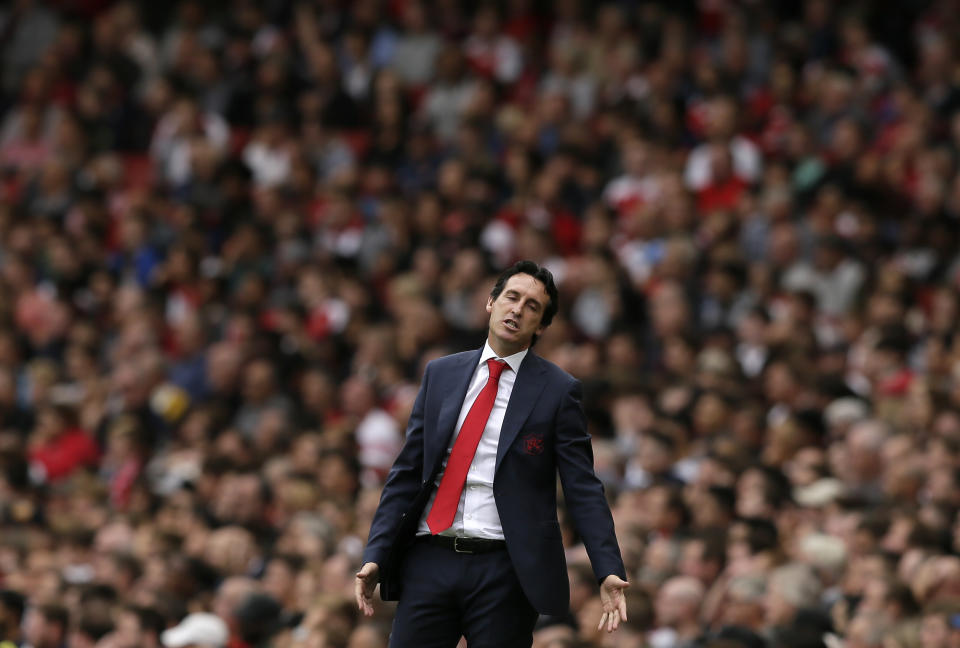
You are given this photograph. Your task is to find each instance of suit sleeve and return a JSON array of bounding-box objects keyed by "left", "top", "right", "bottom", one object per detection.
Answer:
[
  {"left": 362, "top": 363, "right": 430, "bottom": 567},
  {"left": 554, "top": 376, "right": 627, "bottom": 583}
]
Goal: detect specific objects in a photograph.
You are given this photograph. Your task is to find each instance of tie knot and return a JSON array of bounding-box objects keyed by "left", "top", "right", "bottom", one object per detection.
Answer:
[{"left": 486, "top": 358, "right": 507, "bottom": 381}]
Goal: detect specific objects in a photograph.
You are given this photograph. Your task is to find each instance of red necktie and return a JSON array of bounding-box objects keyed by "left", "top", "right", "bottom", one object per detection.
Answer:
[{"left": 427, "top": 358, "right": 508, "bottom": 534}]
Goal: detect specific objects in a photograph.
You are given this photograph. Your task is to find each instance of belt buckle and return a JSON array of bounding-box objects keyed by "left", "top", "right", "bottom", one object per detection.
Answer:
[{"left": 453, "top": 537, "right": 473, "bottom": 554}]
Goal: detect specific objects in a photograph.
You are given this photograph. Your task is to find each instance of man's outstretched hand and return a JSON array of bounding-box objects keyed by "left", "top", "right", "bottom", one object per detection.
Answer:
[
  {"left": 597, "top": 574, "right": 629, "bottom": 633},
  {"left": 355, "top": 562, "right": 380, "bottom": 617}
]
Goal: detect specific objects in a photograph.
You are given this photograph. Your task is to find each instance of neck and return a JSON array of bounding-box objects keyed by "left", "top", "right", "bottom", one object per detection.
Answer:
[{"left": 487, "top": 334, "right": 528, "bottom": 358}]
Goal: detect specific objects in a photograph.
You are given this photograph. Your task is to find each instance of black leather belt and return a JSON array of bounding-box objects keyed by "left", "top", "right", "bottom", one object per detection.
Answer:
[{"left": 419, "top": 535, "right": 507, "bottom": 554}]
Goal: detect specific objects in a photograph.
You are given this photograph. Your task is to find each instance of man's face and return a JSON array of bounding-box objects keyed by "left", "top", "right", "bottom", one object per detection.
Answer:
[
  {"left": 486, "top": 273, "right": 549, "bottom": 354},
  {"left": 721, "top": 591, "right": 763, "bottom": 628},
  {"left": 678, "top": 540, "right": 707, "bottom": 581},
  {"left": 654, "top": 583, "right": 693, "bottom": 627}
]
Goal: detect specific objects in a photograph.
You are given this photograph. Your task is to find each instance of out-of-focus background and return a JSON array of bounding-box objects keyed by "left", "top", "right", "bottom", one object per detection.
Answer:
[{"left": 1, "top": 0, "right": 959, "bottom": 647}]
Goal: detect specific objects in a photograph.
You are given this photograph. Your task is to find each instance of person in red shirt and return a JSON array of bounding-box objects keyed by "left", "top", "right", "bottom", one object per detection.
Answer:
[
  {"left": 696, "top": 143, "right": 749, "bottom": 214},
  {"left": 27, "top": 405, "right": 99, "bottom": 483}
]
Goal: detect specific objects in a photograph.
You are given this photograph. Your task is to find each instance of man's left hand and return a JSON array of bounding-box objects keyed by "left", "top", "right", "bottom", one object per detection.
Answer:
[{"left": 597, "top": 574, "right": 629, "bottom": 633}]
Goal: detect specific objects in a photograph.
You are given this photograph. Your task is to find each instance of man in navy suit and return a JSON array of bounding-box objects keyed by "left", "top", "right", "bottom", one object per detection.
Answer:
[{"left": 355, "top": 261, "right": 628, "bottom": 647}]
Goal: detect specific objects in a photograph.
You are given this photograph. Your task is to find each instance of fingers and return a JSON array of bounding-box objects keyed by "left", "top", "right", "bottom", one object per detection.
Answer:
[
  {"left": 598, "top": 590, "right": 627, "bottom": 633},
  {"left": 354, "top": 566, "right": 376, "bottom": 617},
  {"left": 354, "top": 579, "right": 367, "bottom": 614},
  {"left": 355, "top": 586, "right": 374, "bottom": 617},
  {"left": 598, "top": 607, "right": 621, "bottom": 633},
  {"left": 354, "top": 577, "right": 368, "bottom": 614}
]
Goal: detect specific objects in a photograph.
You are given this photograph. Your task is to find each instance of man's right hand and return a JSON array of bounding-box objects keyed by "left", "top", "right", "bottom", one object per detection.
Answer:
[{"left": 355, "top": 562, "right": 380, "bottom": 616}]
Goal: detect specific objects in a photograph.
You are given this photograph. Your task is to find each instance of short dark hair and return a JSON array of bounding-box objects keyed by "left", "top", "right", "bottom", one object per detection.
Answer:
[
  {"left": 705, "top": 485, "right": 736, "bottom": 516},
  {"left": 124, "top": 605, "right": 165, "bottom": 639},
  {"left": 489, "top": 261, "right": 559, "bottom": 345},
  {"left": 695, "top": 529, "right": 728, "bottom": 567},
  {"left": 37, "top": 604, "right": 69, "bottom": 632},
  {"left": 75, "top": 612, "right": 114, "bottom": 641},
  {"left": 742, "top": 516, "right": 779, "bottom": 554},
  {"left": 0, "top": 590, "right": 25, "bottom": 621},
  {"left": 269, "top": 553, "right": 306, "bottom": 573}
]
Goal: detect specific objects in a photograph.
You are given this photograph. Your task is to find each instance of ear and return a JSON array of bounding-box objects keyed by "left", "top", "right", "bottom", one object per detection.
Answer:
[{"left": 486, "top": 296, "right": 494, "bottom": 314}]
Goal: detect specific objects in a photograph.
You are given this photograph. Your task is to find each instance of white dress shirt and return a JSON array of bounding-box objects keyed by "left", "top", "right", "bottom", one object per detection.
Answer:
[{"left": 417, "top": 341, "right": 528, "bottom": 539}]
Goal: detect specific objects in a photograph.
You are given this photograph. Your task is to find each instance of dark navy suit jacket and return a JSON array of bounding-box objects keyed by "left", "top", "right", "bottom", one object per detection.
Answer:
[{"left": 362, "top": 347, "right": 626, "bottom": 615}]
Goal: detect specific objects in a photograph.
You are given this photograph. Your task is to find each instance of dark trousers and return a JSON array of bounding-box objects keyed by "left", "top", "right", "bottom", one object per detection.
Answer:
[{"left": 388, "top": 539, "right": 539, "bottom": 648}]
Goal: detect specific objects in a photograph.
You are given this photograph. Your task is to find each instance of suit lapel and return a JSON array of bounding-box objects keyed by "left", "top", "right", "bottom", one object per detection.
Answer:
[
  {"left": 495, "top": 352, "right": 547, "bottom": 474},
  {"left": 425, "top": 348, "right": 482, "bottom": 477}
]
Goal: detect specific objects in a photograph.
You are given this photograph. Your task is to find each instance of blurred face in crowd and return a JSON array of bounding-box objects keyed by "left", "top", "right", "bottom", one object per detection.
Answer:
[
  {"left": 24, "top": 609, "right": 64, "bottom": 648},
  {"left": 645, "top": 485, "right": 682, "bottom": 534},
  {"left": 32, "top": 407, "right": 66, "bottom": 444},
  {"left": 719, "top": 581, "right": 765, "bottom": 629},
  {"left": 341, "top": 377, "right": 375, "bottom": 417},
  {"left": 242, "top": 360, "right": 275, "bottom": 403},
  {"left": 213, "top": 577, "right": 258, "bottom": 630},
  {"left": 921, "top": 612, "right": 950, "bottom": 648},
  {"left": 263, "top": 558, "right": 296, "bottom": 607},
  {"left": 299, "top": 370, "right": 334, "bottom": 415},
  {"left": 213, "top": 473, "right": 265, "bottom": 526},
  {"left": 650, "top": 282, "right": 689, "bottom": 338},
  {"left": 846, "top": 613, "right": 884, "bottom": 648},
  {"left": 763, "top": 581, "right": 795, "bottom": 628},
  {"left": 689, "top": 490, "right": 730, "bottom": 530},
  {"left": 347, "top": 625, "right": 388, "bottom": 648},
  {"left": 654, "top": 577, "right": 702, "bottom": 628},
  {"left": 112, "top": 609, "right": 145, "bottom": 648},
  {"left": 318, "top": 453, "right": 358, "bottom": 498},
  {"left": 678, "top": 539, "right": 720, "bottom": 585},
  {"left": 786, "top": 446, "right": 827, "bottom": 487},
  {"left": 204, "top": 527, "right": 258, "bottom": 576},
  {"left": 207, "top": 343, "right": 242, "bottom": 393}
]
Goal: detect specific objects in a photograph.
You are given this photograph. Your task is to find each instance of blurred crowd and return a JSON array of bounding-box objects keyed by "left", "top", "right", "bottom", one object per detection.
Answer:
[{"left": 2, "top": 0, "right": 960, "bottom": 647}]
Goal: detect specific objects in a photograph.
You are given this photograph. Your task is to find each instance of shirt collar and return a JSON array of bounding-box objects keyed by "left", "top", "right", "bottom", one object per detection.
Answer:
[{"left": 480, "top": 340, "right": 527, "bottom": 374}]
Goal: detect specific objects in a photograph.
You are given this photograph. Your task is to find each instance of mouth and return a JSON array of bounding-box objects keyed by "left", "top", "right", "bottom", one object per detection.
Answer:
[{"left": 503, "top": 318, "right": 519, "bottom": 332}]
